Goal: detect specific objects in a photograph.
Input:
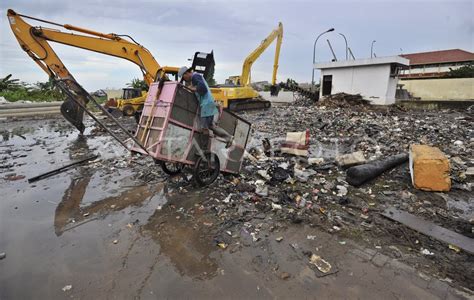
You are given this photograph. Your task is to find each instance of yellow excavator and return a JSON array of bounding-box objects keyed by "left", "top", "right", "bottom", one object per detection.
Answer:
[
  {"left": 211, "top": 22, "right": 283, "bottom": 111},
  {"left": 6, "top": 9, "right": 179, "bottom": 131}
]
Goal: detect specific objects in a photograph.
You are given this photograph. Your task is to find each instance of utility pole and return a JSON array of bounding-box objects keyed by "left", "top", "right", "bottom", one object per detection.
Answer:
[
  {"left": 312, "top": 28, "right": 335, "bottom": 87},
  {"left": 338, "top": 33, "right": 348, "bottom": 60},
  {"left": 371, "top": 40, "right": 376, "bottom": 58}
]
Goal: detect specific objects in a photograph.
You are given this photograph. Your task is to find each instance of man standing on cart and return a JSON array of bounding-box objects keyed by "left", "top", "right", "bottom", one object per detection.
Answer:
[{"left": 178, "top": 66, "right": 234, "bottom": 148}]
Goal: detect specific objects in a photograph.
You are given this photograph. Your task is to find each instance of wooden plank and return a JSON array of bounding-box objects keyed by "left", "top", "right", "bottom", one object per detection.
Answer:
[{"left": 382, "top": 207, "right": 474, "bottom": 254}]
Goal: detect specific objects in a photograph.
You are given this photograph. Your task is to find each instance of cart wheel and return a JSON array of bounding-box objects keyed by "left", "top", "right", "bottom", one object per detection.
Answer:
[
  {"left": 194, "top": 152, "right": 220, "bottom": 186},
  {"left": 158, "top": 160, "right": 183, "bottom": 175},
  {"left": 122, "top": 105, "right": 135, "bottom": 116}
]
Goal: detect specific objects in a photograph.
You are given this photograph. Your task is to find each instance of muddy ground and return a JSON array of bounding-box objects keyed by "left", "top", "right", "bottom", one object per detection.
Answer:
[{"left": 0, "top": 101, "right": 473, "bottom": 299}]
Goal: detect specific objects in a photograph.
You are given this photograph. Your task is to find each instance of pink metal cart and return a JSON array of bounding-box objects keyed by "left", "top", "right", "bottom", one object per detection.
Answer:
[{"left": 131, "top": 81, "right": 252, "bottom": 186}]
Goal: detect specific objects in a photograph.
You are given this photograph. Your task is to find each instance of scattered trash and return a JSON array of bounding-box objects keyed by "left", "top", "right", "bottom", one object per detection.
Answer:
[
  {"left": 83, "top": 212, "right": 90, "bottom": 217},
  {"left": 4, "top": 174, "right": 26, "bottom": 181},
  {"left": 308, "top": 157, "right": 324, "bottom": 166},
  {"left": 279, "top": 272, "right": 290, "bottom": 280},
  {"left": 113, "top": 240, "right": 118, "bottom": 244},
  {"left": 271, "top": 203, "right": 282, "bottom": 210},
  {"left": 62, "top": 285, "right": 72, "bottom": 292},
  {"left": 257, "top": 170, "right": 271, "bottom": 181},
  {"left": 346, "top": 153, "right": 408, "bottom": 186},
  {"left": 293, "top": 167, "right": 316, "bottom": 182},
  {"left": 280, "top": 130, "right": 309, "bottom": 156},
  {"left": 336, "top": 185, "right": 348, "bottom": 197},
  {"left": 421, "top": 248, "right": 434, "bottom": 256},
  {"left": 309, "top": 254, "right": 332, "bottom": 273},
  {"left": 276, "top": 236, "right": 283, "bottom": 242},
  {"left": 0, "top": 252, "right": 6, "bottom": 260},
  {"left": 306, "top": 235, "right": 317, "bottom": 240},
  {"left": 448, "top": 244, "right": 461, "bottom": 253},
  {"left": 217, "top": 242, "right": 228, "bottom": 249},
  {"left": 255, "top": 180, "right": 269, "bottom": 197},
  {"left": 222, "top": 194, "right": 232, "bottom": 203},
  {"left": 250, "top": 232, "right": 259, "bottom": 242},
  {"left": 335, "top": 151, "right": 366, "bottom": 168}
]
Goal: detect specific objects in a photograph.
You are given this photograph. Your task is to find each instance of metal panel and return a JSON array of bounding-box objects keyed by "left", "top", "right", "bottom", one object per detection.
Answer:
[
  {"left": 211, "top": 140, "right": 229, "bottom": 170},
  {"left": 186, "top": 132, "right": 209, "bottom": 162},
  {"left": 170, "top": 86, "right": 199, "bottom": 127},
  {"left": 382, "top": 208, "right": 474, "bottom": 254},
  {"left": 160, "top": 124, "right": 192, "bottom": 160},
  {"left": 217, "top": 110, "right": 236, "bottom": 136},
  {"left": 234, "top": 119, "right": 251, "bottom": 147},
  {"left": 152, "top": 117, "right": 165, "bottom": 129},
  {"left": 226, "top": 147, "right": 244, "bottom": 172}
]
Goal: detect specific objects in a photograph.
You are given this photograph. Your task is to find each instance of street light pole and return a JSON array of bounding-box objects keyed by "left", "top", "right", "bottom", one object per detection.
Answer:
[
  {"left": 371, "top": 40, "right": 376, "bottom": 58},
  {"left": 338, "top": 33, "right": 348, "bottom": 60},
  {"left": 312, "top": 28, "right": 335, "bottom": 87}
]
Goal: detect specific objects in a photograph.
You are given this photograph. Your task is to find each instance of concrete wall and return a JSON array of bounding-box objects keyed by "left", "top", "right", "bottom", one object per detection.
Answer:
[
  {"left": 401, "top": 78, "right": 474, "bottom": 100},
  {"left": 320, "top": 64, "right": 397, "bottom": 105}
]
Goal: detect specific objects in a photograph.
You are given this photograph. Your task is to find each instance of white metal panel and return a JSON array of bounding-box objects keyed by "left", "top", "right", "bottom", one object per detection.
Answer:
[
  {"left": 211, "top": 140, "right": 229, "bottom": 171},
  {"left": 234, "top": 119, "right": 251, "bottom": 147},
  {"left": 160, "top": 124, "right": 192, "bottom": 160}
]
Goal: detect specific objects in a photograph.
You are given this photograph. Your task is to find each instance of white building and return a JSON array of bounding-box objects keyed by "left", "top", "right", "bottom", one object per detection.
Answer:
[{"left": 314, "top": 56, "right": 409, "bottom": 105}]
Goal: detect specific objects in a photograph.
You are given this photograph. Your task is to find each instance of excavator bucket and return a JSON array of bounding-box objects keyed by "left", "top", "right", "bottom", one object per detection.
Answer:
[
  {"left": 60, "top": 98, "right": 86, "bottom": 134},
  {"left": 191, "top": 51, "right": 215, "bottom": 82}
]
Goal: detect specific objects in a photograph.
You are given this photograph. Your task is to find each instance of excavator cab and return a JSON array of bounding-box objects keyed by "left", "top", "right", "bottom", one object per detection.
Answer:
[{"left": 121, "top": 88, "right": 142, "bottom": 100}]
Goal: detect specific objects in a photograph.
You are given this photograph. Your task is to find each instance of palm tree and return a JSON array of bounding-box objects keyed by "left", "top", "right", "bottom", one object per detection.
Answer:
[
  {"left": 127, "top": 78, "right": 148, "bottom": 91},
  {"left": 0, "top": 74, "right": 20, "bottom": 91}
]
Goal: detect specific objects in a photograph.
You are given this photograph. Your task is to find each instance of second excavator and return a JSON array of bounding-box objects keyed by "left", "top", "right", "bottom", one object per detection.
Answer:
[{"left": 210, "top": 22, "right": 283, "bottom": 111}]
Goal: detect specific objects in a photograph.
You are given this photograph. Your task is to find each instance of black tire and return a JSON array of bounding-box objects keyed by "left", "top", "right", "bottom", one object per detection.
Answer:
[
  {"left": 158, "top": 160, "right": 183, "bottom": 175},
  {"left": 122, "top": 105, "right": 135, "bottom": 116},
  {"left": 194, "top": 152, "right": 220, "bottom": 186}
]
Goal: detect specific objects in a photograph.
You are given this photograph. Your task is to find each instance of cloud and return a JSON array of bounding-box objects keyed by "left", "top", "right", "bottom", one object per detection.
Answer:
[{"left": 1, "top": 0, "right": 472, "bottom": 90}]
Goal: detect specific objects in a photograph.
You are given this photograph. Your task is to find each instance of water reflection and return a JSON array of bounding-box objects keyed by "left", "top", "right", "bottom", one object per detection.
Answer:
[
  {"left": 54, "top": 136, "right": 153, "bottom": 236},
  {"left": 140, "top": 192, "right": 219, "bottom": 280}
]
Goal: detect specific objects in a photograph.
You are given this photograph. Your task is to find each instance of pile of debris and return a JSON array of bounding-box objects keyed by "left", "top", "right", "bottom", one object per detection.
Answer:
[
  {"left": 193, "top": 102, "right": 474, "bottom": 289},
  {"left": 318, "top": 93, "right": 371, "bottom": 108}
]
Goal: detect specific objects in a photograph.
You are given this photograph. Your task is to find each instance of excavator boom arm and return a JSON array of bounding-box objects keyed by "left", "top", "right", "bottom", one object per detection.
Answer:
[
  {"left": 7, "top": 9, "right": 163, "bottom": 86},
  {"left": 240, "top": 22, "right": 283, "bottom": 86}
]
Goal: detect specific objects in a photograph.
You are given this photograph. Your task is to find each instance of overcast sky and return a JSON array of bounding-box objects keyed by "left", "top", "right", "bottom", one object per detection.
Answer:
[{"left": 1, "top": 0, "right": 473, "bottom": 91}]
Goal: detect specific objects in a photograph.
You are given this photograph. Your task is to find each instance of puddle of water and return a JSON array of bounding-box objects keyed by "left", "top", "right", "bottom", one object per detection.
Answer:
[{"left": 140, "top": 191, "right": 219, "bottom": 280}]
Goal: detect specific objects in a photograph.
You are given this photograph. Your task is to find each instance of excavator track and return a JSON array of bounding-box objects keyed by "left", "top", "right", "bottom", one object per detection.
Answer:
[{"left": 228, "top": 98, "right": 271, "bottom": 111}]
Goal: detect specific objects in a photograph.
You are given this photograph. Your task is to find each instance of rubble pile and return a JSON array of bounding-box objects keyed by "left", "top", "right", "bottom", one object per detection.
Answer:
[
  {"left": 190, "top": 103, "right": 473, "bottom": 287},
  {"left": 318, "top": 93, "right": 371, "bottom": 108}
]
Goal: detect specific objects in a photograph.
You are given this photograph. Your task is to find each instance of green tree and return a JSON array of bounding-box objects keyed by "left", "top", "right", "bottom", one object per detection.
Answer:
[
  {"left": 446, "top": 64, "right": 474, "bottom": 78},
  {"left": 205, "top": 67, "right": 216, "bottom": 86},
  {"left": 0, "top": 74, "right": 21, "bottom": 91},
  {"left": 127, "top": 78, "right": 148, "bottom": 91},
  {"left": 0, "top": 75, "right": 65, "bottom": 102}
]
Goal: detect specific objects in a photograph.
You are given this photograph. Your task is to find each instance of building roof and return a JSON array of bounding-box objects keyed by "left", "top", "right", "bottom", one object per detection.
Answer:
[
  {"left": 400, "top": 49, "right": 474, "bottom": 65},
  {"left": 315, "top": 56, "right": 409, "bottom": 69}
]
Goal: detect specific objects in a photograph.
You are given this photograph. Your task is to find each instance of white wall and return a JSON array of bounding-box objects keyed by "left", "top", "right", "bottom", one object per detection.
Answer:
[{"left": 320, "top": 64, "right": 397, "bottom": 105}]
